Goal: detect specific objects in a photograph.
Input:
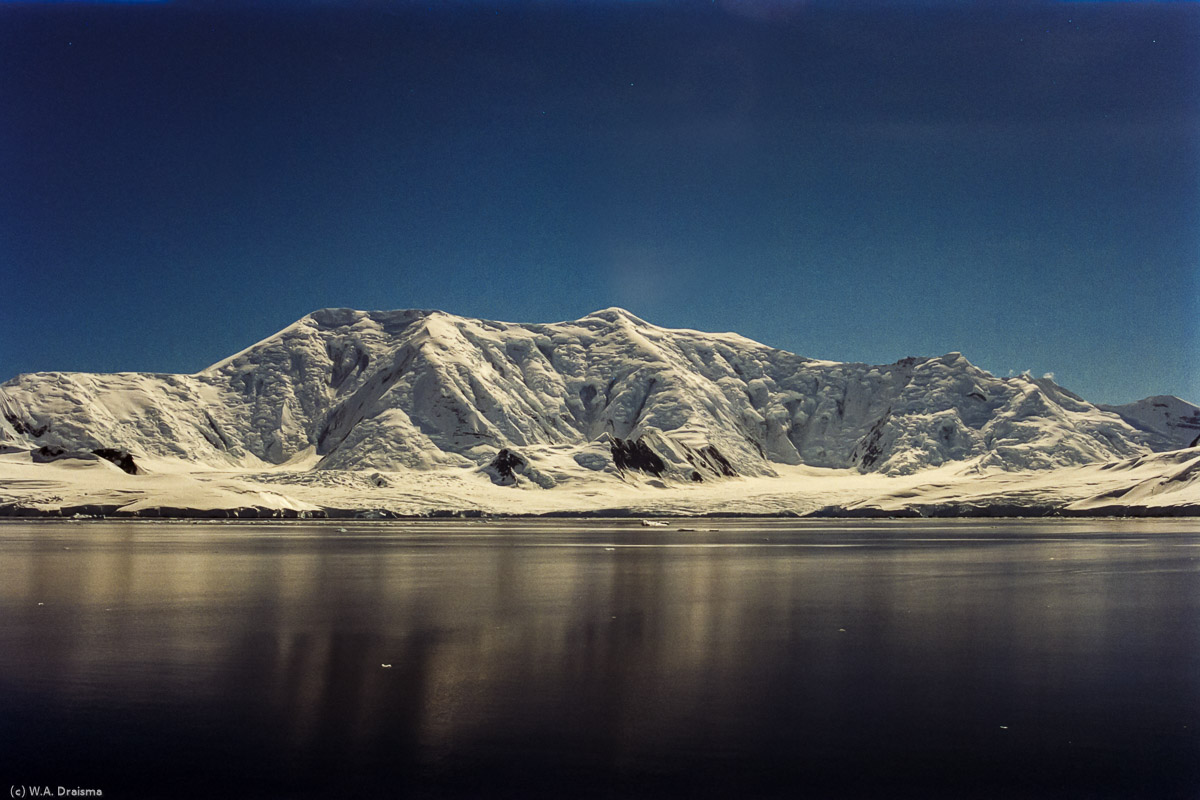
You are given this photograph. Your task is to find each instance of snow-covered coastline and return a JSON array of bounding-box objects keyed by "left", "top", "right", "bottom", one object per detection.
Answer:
[
  {"left": 2, "top": 308, "right": 1197, "bottom": 519},
  {"left": 1, "top": 445, "right": 1197, "bottom": 519}
]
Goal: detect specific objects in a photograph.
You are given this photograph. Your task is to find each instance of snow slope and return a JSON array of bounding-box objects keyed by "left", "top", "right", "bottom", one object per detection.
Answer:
[
  {"left": 1099, "top": 396, "right": 1200, "bottom": 451},
  {"left": 1, "top": 446, "right": 1196, "bottom": 518}
]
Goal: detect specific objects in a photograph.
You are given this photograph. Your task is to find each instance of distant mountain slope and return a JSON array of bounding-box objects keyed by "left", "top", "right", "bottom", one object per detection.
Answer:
[
  {"left": 1066, "top": 448, "right": 1200, "bottom": 515},
  {"left": 0, "top": 308, "right": 1179, "bottom": 480},
  {"left": 1099, "top": 396, "right": 1200, "bottom": 450}
]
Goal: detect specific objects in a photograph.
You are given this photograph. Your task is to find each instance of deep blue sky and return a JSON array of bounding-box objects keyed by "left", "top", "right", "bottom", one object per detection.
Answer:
[{"left": 2, "top": 0, "right": 1197, "bottom": 405}]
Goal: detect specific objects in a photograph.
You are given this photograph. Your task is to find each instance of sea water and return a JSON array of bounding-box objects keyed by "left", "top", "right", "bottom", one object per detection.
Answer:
[{"left": 1, "top": 518, "right": 1198, "bottom": 799}]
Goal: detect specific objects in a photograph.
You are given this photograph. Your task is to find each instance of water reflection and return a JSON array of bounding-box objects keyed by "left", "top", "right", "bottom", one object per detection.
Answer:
[{"left": 1, "top": 520, "right": 1198, "bottom": 798}]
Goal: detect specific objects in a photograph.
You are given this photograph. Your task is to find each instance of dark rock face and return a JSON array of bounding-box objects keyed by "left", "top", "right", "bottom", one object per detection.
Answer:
[
  {"left": 31, "top": 445, "right": 139, "bottom": 475},
  {"left": 327, "top": 340, "right": 371, "bottom": 389},
  {"left": 610, "top": 437, "right": 666, "bottom": 477},
  {"left": 3, "top": 411, "right": 48, "bottom": 438},
  {"left": 489, "top": 448, "right": 526, "bottom": 483},
  {"left": 695, "top": 445, "right": 737, "bottom": 477},
  {"left": 1192, "top": 432, "right": 1200, "bottom": 449},
  {"left": 481, "top": 447, "right": 556, "bottom": 489},
  {"left": 681, "top": 444, "right": 738, "bottom": 479},
  {"left": 32, "top": 445, "right": 85, "bottom": 464},
  {"left": 853, "top": 415, "right": 890, "bottom": 470},
  {"left": 92, "top": 448, "right": 140, "bottom": 475}
]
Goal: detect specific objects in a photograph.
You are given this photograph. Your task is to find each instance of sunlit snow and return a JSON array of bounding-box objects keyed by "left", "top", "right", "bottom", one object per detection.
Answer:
[{"left": 1, "top": 308, "right": 1196, "bottom": 517}]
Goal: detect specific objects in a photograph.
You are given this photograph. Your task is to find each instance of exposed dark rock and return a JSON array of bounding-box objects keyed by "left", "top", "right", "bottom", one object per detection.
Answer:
[
  {"left": 485, "top": 448, "right": 527, "bottom": 486},
  {"left": 328, "top": 340, "right": 371, "bottom": 389},
  {"left": 610, "top": 437, "right": 665, "bottom": 477},
  {"left": 1192, "top": 432, "right": 1200, "bottom": 449},
  {"left": 684, "top": 444, "right": 738, "bottom": 478},
  {"left": 29, "top": 445, "right": 140, "bottom": 474},
  {"left": 32, "top": 445, "right": 90, "bottom": 464},
  {"left": 92, "top": 448, "right": 139, "bottom": 475},
  {"left": 4, "top": 411, "right": 48, "bottom": 438},
  {"left": 696, "top": 445, "right": 737, "bottom": 477},
  {"left": 202, "top": 411, "right": 233, "bottom": 450},
  {"left": 479, "top": 448, "right": 556, "bottom": 489},
  {"left": 853, "top": 416, "right": 890, "bottom": 470}
]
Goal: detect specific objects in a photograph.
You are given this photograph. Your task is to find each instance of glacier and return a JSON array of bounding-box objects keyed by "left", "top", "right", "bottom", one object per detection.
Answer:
[{"left": 0, "top": 307, "right": 1197, "bottom": 518}]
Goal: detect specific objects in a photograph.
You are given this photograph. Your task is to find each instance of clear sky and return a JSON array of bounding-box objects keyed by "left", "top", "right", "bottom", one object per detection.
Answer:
[{"left": 2, "top": 0, "right": 1197, "bottom": 405}]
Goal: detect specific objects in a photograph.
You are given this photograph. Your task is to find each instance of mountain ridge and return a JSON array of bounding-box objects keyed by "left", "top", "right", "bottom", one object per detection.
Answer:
[
  {"left": 1099, "top": 395, "right": 1200, "bottom": 451},
  {"left": 1, "top": 308, "right": 1191, "bottom": 491}
]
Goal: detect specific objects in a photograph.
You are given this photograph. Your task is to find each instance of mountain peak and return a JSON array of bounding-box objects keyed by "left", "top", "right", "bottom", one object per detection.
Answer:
[
  {"left": 305, "top": 307, "right": 439, "bottom": 330},
  {"left": 583, "top": 307, "right": 652, "bottom": 326},
  {"left": 1099, "top": 395, "right": 1200, "bottom": 451}
]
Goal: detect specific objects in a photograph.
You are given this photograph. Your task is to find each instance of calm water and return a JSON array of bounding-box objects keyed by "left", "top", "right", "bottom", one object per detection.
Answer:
[{"left": 1, "top": 519, "right": 1199, "bottom": 799}]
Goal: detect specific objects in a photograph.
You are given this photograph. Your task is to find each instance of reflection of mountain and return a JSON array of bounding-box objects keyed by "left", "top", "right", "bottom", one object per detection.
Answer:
[
  {"left": 0, "top": 307, "right": 1188, "bottom": 481},
  {"left": 6, "top": 525, "right": 1198, "bottom": 797}
]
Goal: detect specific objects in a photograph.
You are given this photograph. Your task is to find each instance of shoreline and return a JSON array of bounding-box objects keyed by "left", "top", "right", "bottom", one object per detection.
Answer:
[{"left": 3, "top": 504, "right": 1197, "bottom": 520}]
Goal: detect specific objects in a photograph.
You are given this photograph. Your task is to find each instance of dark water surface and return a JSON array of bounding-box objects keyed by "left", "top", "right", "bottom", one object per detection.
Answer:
[{"left": 2, "top": 519, "right": 1199, "bottom": 799}]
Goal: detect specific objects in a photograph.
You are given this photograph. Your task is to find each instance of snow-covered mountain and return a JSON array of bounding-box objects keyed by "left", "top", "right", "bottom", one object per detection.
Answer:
[
  {"left": 0, "top": 308, "right": 1182, "bottom": 489},
  {"left": 1099, "top": 396, "right": 1200, "bottom": 451}
]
